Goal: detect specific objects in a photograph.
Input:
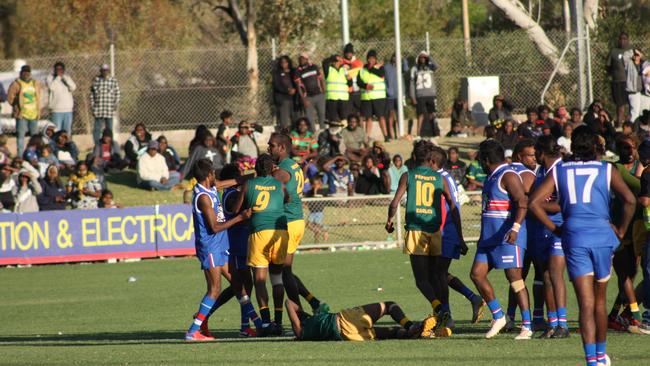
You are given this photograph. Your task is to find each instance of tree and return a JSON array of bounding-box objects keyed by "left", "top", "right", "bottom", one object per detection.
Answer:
[{"left": 490, "top": 0, "right": 569, "bottom": 74}]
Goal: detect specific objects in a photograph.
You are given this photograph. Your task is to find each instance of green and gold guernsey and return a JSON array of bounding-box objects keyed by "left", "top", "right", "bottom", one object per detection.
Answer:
[
  {"left": 245, "top": 176, "right": 287, "bottom": 232},
  {"left": 405, "top": 166, "right": 443, "bottom": 233},
  {"left": 300, "top": 312, "right": 343, "bottom": 341},
  {"left": 278, "top": 157, "right": 304, "bottom": 222}
]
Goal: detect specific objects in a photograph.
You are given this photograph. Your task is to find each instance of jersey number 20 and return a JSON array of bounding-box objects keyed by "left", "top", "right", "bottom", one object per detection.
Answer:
[
  {"left": 566, "top": 168, "right": 598, "bottom": 204},
  {"left": 295, "top": 171, "right": 305, "bottom": 195}
]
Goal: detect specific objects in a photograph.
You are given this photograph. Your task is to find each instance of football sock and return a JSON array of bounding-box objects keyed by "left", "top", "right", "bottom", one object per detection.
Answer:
[
  {"left": 207, "top": 286, "right": 235, "bottom": 317},
  {"left": 239, "top": 296, "right": 263, "bottom": 329},
  {"left": 448, "top": 276, "right": 479, "bottom": 302},
  {"left": 399, "top": 317, "right": 414, "bottom": 330},
  {"left": 557, "top": 307, "right": 568, "bottom": 328},
  {"left": 274, "top": 307, "right": 283, "bottom": 325},
  {"left": 431, "top": 299, "right": 442, "bottom": 313},
  {"left": 521, "top": 309, "right": 531, "bottom": 329},
  {"left": 630, "top": 302, "right": 641, "bottom": 321},
  {"left": 487, "top": 299, "right": 504, "bottom": 320},
  {"left": 584, "top": 343, "right": 597, "bottom": 366},
  {"left": 387, "top": 302, "right": 412, "bottom": 329},
  {"left": 507, "top": 305, "right": 517, "bottom": 321},
  {"left": 305, "top": 293, "right": 321, "bottom": 310},
  {"left": 188, "top": 295, "right": 216, "bottom": 334},
  {"left": 547, "top": 311, "right": 558, "bottom": 328},
  {"left": 595, "top": 342, "right": 606, "bottom": 365},
  {"left": 533, "top": 308, "right": 544, "bottom": 325},
  {"left": 260, "top": 306, "right": 271, "bottom": 325}
]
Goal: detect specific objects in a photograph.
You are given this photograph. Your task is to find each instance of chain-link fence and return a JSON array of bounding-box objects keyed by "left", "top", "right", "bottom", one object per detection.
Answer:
[
  {"left": 298, "top": 191, "right": 482, "bottom": 250},
  {"left": 0, "top": 30, "right": 638, "bottom": 135}
]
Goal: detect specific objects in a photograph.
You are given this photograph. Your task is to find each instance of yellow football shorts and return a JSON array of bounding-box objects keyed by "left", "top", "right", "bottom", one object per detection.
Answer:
[
  {"left": 404, "top": 230, "right": 442, "bottom": 256},
  {"left": 337, "top": 307, "right": 376, "bottom": 341},
  {"left": 287, "top": 219, "right": 305, "bottom": 254},
  {"left": 247, "top": 229, "right": 289, "bottom": 267}
]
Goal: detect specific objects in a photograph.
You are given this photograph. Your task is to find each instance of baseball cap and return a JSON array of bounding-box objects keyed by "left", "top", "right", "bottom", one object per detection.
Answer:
[
  {"left": 148, "top": 140, "right": 159, "bottom": 150},
  {"left": 20, "top": 65, "right": 31, "bottom": 73}
]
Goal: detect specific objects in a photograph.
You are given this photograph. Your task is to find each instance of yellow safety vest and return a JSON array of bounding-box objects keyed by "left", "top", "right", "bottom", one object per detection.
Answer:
[
  {"left": 326, "top": 66, "right": 349, "bottom": 101},
  {"left": 359, "top": 67, "right": 386, "bottom": 101},
  {"left": 18, "top": 79, "right": 39, "bottom": 120}
]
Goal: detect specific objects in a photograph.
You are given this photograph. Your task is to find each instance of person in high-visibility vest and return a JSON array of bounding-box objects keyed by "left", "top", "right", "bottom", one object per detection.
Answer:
[
  {"left": 322, "top": 54, "right": 352, "bottom": 123},
  {"left": 358, "top": 50, "right": 389, "bottom": 141}
]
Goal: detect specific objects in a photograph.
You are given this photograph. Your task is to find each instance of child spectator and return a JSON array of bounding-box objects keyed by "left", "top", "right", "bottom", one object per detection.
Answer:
[
  {"left": 0, "top": 135, "right": 12, "bottom": 165},
  {"left": 290, "top": 117, "right": 319, "bottom": 163},
  {"left": 52, "top": 130, "right": 78, "bottom": 172},
  {"left": 388, "top": 154, "right": 408, "bottom": 196},
  {"left": 67, "top": 161, "right": 102, "bottom": 209},
  {"left": 157, "top": 135, "right": 181, "bottom": 173},
  {"left": 38, "top": 145, "right": 59, "bottom": 177},
  {"left": 557, "top": 123, "right": 573, "bottom": 154},
  {"left": 99, "top": 189, "right": 122, "bottom": 208},
  {"left": 14, "top": 166, "right": 41, "bottom": 213},
  {"left": 445, "top": 147, "right": 466, "bottom": 186},
  {"left": 301, "top": 157, "right": 322, "bottom": 194},
  {"left": 37, "top": 164, "right": 66, "bottom": 211},
  {"left": 622, "top": 121, "right": 634, "bottom": 137},
  {"left": 92, "top": 128, "right": 126, "bottom": 174},
  {"left": 446, "top": 121, "right": 467, "bottom": 137},
  {"left": 465, "top": 150, "right": 486, "bottom": 190},
  {"left": 0, "top": 164, "right": 16, "bottom": 211},
  {"left": 124, "top": 123, "right": 151, "bottom": 168},
  {"left": 22, "top": 134, "right": 44, "bottom": 165},
  {"left": 323, "top": 154, "right": 354, "bottom": 197},
  {"left": 305, "top": 174, "right": 329, "bottom": 242},
  {"left": 216, "top": 110, "right": 235, "bottom": 147}
]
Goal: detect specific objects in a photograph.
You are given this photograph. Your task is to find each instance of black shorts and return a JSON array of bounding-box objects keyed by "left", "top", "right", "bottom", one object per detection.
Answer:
[
  {"left": 326, "top": 99, "right": 348, "bottom": 122},
  {"left": 385, "top": 98, "right": 397, "bottom": 113},
  {"left": 416, "top": 97, "right": 436, "bottom": 115},
  {"left": 361, "top": 99, "right": 386, "bottom": 119},
  {"left": 349, "top": 92, "right": 362, "bottom": 114},
  {"left": 611, "top": 81, "right": 627, "bottom": 107}
]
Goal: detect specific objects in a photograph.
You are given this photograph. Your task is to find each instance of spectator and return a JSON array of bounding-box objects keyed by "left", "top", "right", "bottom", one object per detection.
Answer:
[
  {"left": 495, "top": 120, "right": 518, "bottom": 151},
  {"left": 67, "top": 161, "right": 102, "bottom": 209},
  {"left": 409, "top": 51, "right": 439, "bottom": 137},
  {"left": 301, "top": 156, "right": 322, "bottom": 194},
  {"left": 295, "top": 52, "right": 326, "bottom": 130},
  {"left": 137, "top": 140, "right": 180, "bottom": 191},
  {"left": 358, "top": 49, "right": 389, "bottom": 140},
  {"left": 290, "top": 117, "right": 318, "bottom": 163},
  {"left": 323, "top": 54, "right": 352, "bottom": 122},
  {"left": 354, "top": 155, "right": 389, "bottom": 195},
  {"left": 318, "top": 120, "right": 346, "bottom": 158},
  {"left": 46, "top": 61, "right": 76, "bottom": 136},
  {"left": 305, "top": 174, "right": 329, "bottom": 242},
  {"left": 272, "top": 55, "right": 297, "bottom": 130},
  {"left": 90, "top": 64, "right": 120, "bottom": 143},
  {"left": 216, "top": 110, "right": 235, "bottom": 147},
  {"left": 349, "top": 162, "right": 361, "bottom": 182},
  {"left": 384, "top": 54, "right": 407, "bottom": 140},
  {"left": 465, "top": 150, "right": 486, "bottom": 190},
  {"left": 446, "top": 122, "right": 466, "bottom": 137},
  {"left": 124, "top": 123, "right": 151, "bottom": 168},
  {"left": 52, "top": 130, "right": 78, "bottom": 172},
  {"left": 551, "top": 105, "right": 569, "bottom": 138},
  {"left": 557, "top": 123, "right": 573, "bottom": 154},
  {"left": 14, "top": 166, "right": 41, "bottom": 213},
  {"left": 487, "top": 95, "right": 513, "bottom": 128},
  {"left": 99, "top": 189, "right": 122, "bottom": 208},
  {"left": 37, "top": 164, "right": 66, "bottom": 211},
  {"left": 231, "top": 121, "right": 261, "bottom": 159},
  {"left": 0, "top": 135, "right": 12, "bottom": 165},
  {"left": 589, "top": 109, "right": 617, "bottom": 152},
  {"left": 41, "top": 122, "right": 57, "bottom": 146},
  {"left": 22, "top": 134, "right": 43, "bottom": 165},
  {"left": 189, "top": 124, "right": 211, "bottom": 156},
  {"left": 622, "top": 121, "right": 634, "bottom": 137},
  {"left": 0, "top": 164, "right": 16, "bottom": 211},
  {"left": 92, "top": 128, "right": 126, "bottom": 173},
  {"left": 537, "top": 105, "right": 556, "bottom": 131},
  {"left": 451, "top": 97, "right": 474, "bottom": 133},
  {"left": 368, "top": 140, "right": 391, "bottom": 171},
  {"left": 323, "top": 154, "right": 354, "bottom": 197},
  {"left": 483, "top": 125, "right": 497, "bottom": 140},
  {"left": 445, "top": 147, "right": 467, "bottom": 186},
  {"left": 342, "top": 43, "right": 364, "bottom": 116},
  {"left": 38, "top": 144, "right": 59, "bottom": 176},
  {"left": 157, "top": 135, "right": 181, "bottom": 173},
  {"left": 388, "top": 154, "right": 408, "bottom": 196},
  {"left": 341, "top": 114, "right": 368, "bottom": 162},
  {"left": 625, "top": 49, "right": 646, "bottom": 122},
  {"left": 570, "top": 107, "right": 583, "bottom": 126},
  {"left": 583, "top": 100, "right": 603, "bottom": 127},
  {"left": 633, "top": 110, "right": 650, "bottom": 140},
  {"left": 7, "top": 65, "right": 42, "bottom": 156},
  {"left": 183, "top": 133, "right": 223, "bottom": 179},
  {"left": 518, "top": 107, "right": 540, "bottom": 139},
  {"left": 607, "top": 32, "right": 633, "bottom": 126}
]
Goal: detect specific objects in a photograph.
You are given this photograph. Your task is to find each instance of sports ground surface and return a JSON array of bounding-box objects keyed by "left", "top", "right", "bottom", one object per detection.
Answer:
[{"left": 2, "top": 248, "right": 649, "bottom": 365}]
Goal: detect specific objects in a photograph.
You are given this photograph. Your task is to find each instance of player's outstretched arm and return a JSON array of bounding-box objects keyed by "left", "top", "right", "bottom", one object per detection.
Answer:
[
  {"left": 386, "top": 172, "right": 408, "bottom": 233},
  {"left": 501, "top": 172, "right": 528, "bottom": 244},
  {"left": 231, "top": 181, "right": 249, "bottom": 214},
  {"left": 610, "top": 167, "right": 636, "bottom": 239},
  {"left": 441, "top": 178, "right": 466, "bottom": 254},
  {"left": 215, "top": 173, "right": 254, "bottom": 190},
  {"left": 529, "top": 173, "right": 557, "bottom": 234},
  {"left": 199, "top": 194, "right": 252, "bottom": 234},
  {"left": 285, "top": 299, "right": 304, "bottom": 340}
]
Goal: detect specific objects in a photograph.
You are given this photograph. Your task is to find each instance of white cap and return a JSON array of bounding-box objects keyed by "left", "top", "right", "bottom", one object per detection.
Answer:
[{"left": 505, "top": 149, "right": 513, "bottom": 158}]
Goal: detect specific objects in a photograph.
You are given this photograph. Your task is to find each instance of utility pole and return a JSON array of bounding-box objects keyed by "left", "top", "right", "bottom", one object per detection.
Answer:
[
  {"left": 341, "top": 0, "right": 350, "bottom": 47},
  {"left": 394, "top": 0, "right": 404, "bottom": 137},
  {"left": 462, "top": 0, "right": 472, "bottom": 64},
  {"left": 571, "top": 0, "right": 587, "bottom": 110}
]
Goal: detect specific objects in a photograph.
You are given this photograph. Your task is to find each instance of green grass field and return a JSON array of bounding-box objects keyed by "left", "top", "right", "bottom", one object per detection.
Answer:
[{"left": 2, "top": 249, "right": 649, "bottom": 365}]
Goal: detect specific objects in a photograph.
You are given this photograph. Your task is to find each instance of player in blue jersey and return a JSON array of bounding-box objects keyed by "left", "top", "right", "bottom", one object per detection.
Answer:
[
  {"left": 531, "top": 136, "right": 570, "bottom": 338},
  {"left": 505, "top": 139, "right": 540, "bottom": 332},
  {"left": 185, "top": 159, "right": 252, "bottom": 341},
  {"left": 470, "top": 140, "right": 532, "bottom": 340},
  {"left": 530, "top": 126, "right": 635, "bottom": 366},
  {"left": 430, "top": 146, "right": 484, "bottom": 327}
]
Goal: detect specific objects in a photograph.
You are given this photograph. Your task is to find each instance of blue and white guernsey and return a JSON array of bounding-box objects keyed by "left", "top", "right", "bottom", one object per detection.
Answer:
[{"left": 192, "top": 183, "right": 229, "bottom": 253}]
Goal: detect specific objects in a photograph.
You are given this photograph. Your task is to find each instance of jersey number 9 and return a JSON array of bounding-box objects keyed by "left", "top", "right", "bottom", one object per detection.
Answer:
[{"left": 254, "top": 191, "right": 270, "bottom": 211}]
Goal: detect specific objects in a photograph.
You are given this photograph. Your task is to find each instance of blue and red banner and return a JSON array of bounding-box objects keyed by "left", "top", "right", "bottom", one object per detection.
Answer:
[{"left": 0, "top": 204, "right": 195, "bottom": 265}]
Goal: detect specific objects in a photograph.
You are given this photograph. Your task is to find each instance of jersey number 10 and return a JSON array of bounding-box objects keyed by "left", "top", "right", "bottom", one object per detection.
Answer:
[
  {"left": 415, "top": 180, "right": 435, "bottom": 206},
  {"left": 566, "top": 168, "right": 598, "bottom": 204}
]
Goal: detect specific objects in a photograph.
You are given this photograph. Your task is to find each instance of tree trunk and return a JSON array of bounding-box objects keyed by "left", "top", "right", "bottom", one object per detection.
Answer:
[
  {"left": 583, "top": 0, "right": 598, "bottom": 29},
  {"left": 491, "top": 0, "right": 569, "bottom": 75},
  {"left": 246, "top": 0, "right": 259, "bottom": 121}
]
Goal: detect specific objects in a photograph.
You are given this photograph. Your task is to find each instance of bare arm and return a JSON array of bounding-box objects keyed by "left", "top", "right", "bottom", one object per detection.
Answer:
[
  {"left": 610, "top": 167, "right": 636, "bottom": 239},
  {"left": 273, "top": 167, "right": 291, "bottom": 184},
  {"left": 198, "top": 194, "right": 251, "bottom": 234},
  {"left": 501, "top": 172, "right": 528, "bottom": 244},
  {"left": 215, "top": 173, "right": 254, "bottom": 190},
  {"left": 529, "top": 173, "right": 559, "bottom": 234},
  {"left": 442, "top": 178, "right": 466, "bottom": 255},
  {"left": 521, "top": 171, "right": 535, "bottom": 195},
  {"left": 285, "top": 299, "right": 303, "bottom": 340},
  {"left": 232, "top": 182, "right": 249, "bottom": 213},
  {"left": 385, "top": 173, "right": 408, "bottom": 233}
]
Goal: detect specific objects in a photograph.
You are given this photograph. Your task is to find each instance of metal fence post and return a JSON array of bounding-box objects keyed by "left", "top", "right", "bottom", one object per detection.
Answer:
[
  {"left": 425, "top": 31, "right": 430, "bottom": 55},
  {"left": 271, "top": 38, "right": 277, "bottom": 61}
]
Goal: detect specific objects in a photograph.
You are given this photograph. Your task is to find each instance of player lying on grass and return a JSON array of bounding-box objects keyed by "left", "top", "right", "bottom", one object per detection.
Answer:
[
  {"left": 285, "top": 299, "right": 437, "bottom": 341},
  {"left": 185, "top": 159, "right": 252, "bottom": 341}
]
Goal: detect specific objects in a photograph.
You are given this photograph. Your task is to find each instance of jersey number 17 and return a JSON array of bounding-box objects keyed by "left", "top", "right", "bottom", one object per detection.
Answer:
[{"left": 565, "top": 168, "right": 598, "bottom": 204}]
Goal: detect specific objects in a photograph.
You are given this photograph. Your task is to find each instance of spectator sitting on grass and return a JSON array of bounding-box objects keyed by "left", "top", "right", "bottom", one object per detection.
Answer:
[
  {"left": 22, "top": 134, "right": 43, "bottom": 165},
  {"left": 183, "top": 132, "right": 224, "bottom": 180},
  {"left": 445, "top": 121, "right": 466, "bottom": 138},
  {"left": 0, "top": 135, "right": 12, "bottom": 165},
  {"left": 495, "top": 120, "right": 518, "bottom": 151},
  {"left": 14, "top": 164, "right": 41, "bottom": 213},
  {"left": 487, "top": 94, "right": 512, "bottom": 128},
  {"left": 37, "top": 164, "right": 66, "bottom": 211},
  {"left": 451, "top": 97, "right": 474, "bottom": 133},
  {"left": 323, "top": 154, "right": 354, "bottom": 197},
  {"left": 319, "top": 120, "right": 347, "bottom": 158},
  {"left": 189, "top": 124, "right": 211, "bottom": 156},
  {"left": 368, "top": 141, "right": 391, "bottom": 171},
  {"left": 231, "top": 120, "right": 262, "bottom": 159},
  {"left": 341, "top": 114, "right": 368, "bottom": 162},
  {"left": 67, "top": 161, "right": 102, "bottom": 209},
  {"left": 388, "top": 154, "right": 408, "bottom": 196},
  {"left": 92, "top": 128, "right": 126, "bottom": 174},
  {"left": 124, "top": 123, "right": 151, "bottom": 168},
  {"left": 0, "top": 163, "right": 17, "bottom": 211},
  {"left": 518, "top": 107, "right": 540, "bottom": 139},
  {"left": 465, "top": 150, "right": 486, "bottom": 191},
  {"left": 52, "top": 130, "right": 78, "bottom": 173},
  {"left": 38, "top": 145, "right": 59, "bottom": 177},
  {"left": 41, "top": 122, "right": 57, "bottom": 146},
  {"left": 355, "top": 155, "right": 389, "bottom": 195},
  {"left": 290, "top": 117, "right": 319, "bottom": 163},
  {"left": 138, "top": 140, "right": 181, "bottom": 191},
  {"left": 445, "top": 147, "right": 466, "bottom": 186},
  {"left": 157, "top": 135, "right": 181, "bottom": 174},
  {"left": 99, "top": 189, "right": 122, "bottom": 208},
  {"left": 306, "top": 174, "right": 329, "bottom": 242}
]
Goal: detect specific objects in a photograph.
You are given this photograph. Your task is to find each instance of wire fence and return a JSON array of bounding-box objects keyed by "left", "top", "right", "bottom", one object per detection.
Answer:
[
  {"left": 0, "top": 30, "right": 635, "bottom": 135},
  {"left": 298, "top": 190, "right": 482, "bottom": 250}
]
